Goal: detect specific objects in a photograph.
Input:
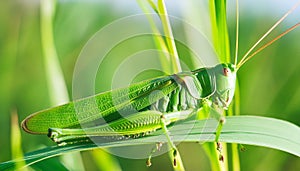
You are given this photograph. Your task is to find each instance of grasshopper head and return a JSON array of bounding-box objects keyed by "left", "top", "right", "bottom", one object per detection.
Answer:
[{"left": 213, "top": 63, "right": 237, "bottom": 109}]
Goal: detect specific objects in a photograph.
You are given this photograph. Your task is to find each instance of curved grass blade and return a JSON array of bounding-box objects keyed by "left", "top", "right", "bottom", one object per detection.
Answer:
[
  {"left": 209, "top": 0, "right": 230, "bottom": 63},
  {"left": 1, "top": 115, "right": 300, "bottom": 170}
]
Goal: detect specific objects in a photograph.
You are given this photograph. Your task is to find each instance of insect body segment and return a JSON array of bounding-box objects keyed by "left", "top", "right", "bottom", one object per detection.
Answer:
[{"left": 148, "top": 80, "right": 199, "bottom": 112}]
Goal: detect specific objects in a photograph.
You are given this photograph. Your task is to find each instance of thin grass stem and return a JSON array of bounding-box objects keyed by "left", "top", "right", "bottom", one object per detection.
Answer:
[
  {"left": 40, "top": 0, "right": 85, "bottom": 170},
  {"left": 157, "top": 0, "right": 182, "bottom": 73}
]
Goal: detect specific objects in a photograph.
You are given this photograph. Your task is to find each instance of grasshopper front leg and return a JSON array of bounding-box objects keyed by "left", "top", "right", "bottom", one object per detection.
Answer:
[
  {"left": 199, "top": 99, "right": 225, "bottom": 161},
  {"left": 160, "top": 114, "right": 178, "bottom": 166}
]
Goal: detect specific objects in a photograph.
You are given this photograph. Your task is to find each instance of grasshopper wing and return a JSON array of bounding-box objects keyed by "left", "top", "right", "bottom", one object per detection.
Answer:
[{"left": 22, "top": 76, "right": 180, "bottom": 134}]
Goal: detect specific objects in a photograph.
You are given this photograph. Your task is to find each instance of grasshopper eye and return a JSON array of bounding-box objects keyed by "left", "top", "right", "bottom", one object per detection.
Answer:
[{"left": 223, "top": 68, "right": 230, "bottom": 76}]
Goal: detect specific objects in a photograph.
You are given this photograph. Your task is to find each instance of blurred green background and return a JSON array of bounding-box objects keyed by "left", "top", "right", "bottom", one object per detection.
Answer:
[{"left": 1, "top": 0, "right": 300, "bottom": 170}]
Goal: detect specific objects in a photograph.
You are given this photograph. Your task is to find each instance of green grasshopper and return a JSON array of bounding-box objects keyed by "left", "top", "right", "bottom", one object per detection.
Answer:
[{"left": 21, "top": 1, "right": 300, "bottom": 167}]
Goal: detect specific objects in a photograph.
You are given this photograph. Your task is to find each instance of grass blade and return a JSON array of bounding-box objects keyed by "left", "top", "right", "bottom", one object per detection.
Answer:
[
  {"left": 40, "top": 0, "right": 69, "bottom": 105},
  {"left": 40, "top": 0, "right": 84, "bottom": 170},
  {"left": 209, "top": 1, "right": 240, "bottom": 170},
  {"left": 136, "top": 0, "right": 171, "bottom": 74},
  {"left": 2, "top": 115, "right": 300, "bottom": 170},
  {"left": 157, "top": 0, "right": 182, "bottom": 73},
  {"left": 137, "top": 1, "right": 185, "bottom": 169},
  {"left": 10, "top": 110, "right": 27, "bottom": 171},
  {"left": 209, "top": 0, "right": 231, "bottom": 63}
]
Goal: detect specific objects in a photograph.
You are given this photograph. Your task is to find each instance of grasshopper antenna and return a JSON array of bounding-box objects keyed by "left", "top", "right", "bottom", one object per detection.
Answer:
[
  {"left": 237, "top": 22, "right": 300, "bottom": 69},
  {"left": 237, "top": 1, "right": 300, "bottom": 69}
]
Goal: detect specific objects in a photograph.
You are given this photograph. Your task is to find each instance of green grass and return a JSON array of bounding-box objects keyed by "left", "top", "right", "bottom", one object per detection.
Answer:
[{"left": 0, "top": 0, "right": 300, "bottom": 171}]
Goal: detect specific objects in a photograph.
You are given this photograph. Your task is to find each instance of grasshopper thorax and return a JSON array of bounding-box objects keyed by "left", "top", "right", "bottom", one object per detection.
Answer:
[{"left": 191, "top": 63, "right": 236, "bottom": 109}]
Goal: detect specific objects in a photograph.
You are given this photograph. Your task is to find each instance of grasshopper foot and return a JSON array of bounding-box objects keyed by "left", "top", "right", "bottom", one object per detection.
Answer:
[
  {"left": 146, "top": 157, "right": 152, "bottom": 167},
  {"left": 216, "top": 142, "right": 224, "bottom": 162},
  {"left": 173, "top": 149, "right": 178, "bottom": 166},
  {"left": 146, "top": 142, "right": 164, "bottom": 167}
]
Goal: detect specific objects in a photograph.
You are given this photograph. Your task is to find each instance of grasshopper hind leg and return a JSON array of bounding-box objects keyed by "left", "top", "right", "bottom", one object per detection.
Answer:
[{"left": 146, "top": 114, "right": 179, "bottom": 167}]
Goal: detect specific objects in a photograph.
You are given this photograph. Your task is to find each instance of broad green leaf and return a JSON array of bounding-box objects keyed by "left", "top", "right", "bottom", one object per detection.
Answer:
[
  {"left": 209, "top": 0, "right": 231, "bottom": 63},
  {"left": 1, "top": 116, "right": 299, "bottom": 170},
  {"left": 40, "top": 0, "right": 85, "bottom": 169}
]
